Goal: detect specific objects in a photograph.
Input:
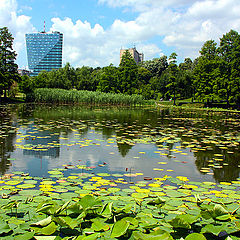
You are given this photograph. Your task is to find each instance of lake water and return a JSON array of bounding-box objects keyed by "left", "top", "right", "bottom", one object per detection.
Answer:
[{"left": 0, "top": 104, "right": 239, "bottom": 184}]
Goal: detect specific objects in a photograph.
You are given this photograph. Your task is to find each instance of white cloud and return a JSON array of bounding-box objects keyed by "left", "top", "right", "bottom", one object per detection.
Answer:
[
  {"left": 50, "top": 17, "right": 162, "bottom": 67},
  {"left": 98, "top": 0, "right": 240, "bottom": 60},
  {"left": 2, "top": 0, "right": 240, "bottom": 68},
  {"left": 0, "top": 0, "right": 35, "bottom": 68}
]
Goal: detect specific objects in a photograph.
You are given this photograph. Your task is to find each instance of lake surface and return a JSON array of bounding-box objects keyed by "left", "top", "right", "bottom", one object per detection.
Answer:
[{"left": 0, "top": 104, "right": 239, "bottom": 184}]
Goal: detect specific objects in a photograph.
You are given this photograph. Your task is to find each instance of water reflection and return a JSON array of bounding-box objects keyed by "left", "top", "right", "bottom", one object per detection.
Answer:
[
  {"left": 0, "top": 106, "right": 17, "bottom": 175},
  {"left": 0, "top": 104, "right": 239, "bottom": 183},
  {"left": 23, "top": 124, "right": 60, "bottom": 158}
]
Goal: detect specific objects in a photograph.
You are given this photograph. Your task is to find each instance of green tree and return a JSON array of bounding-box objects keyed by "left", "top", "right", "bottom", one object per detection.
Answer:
[
  {"left": 0, "top": 27, "right": 19, "bottom": 98},
  {"left": 50, "top": 63, "right": 73, "bottom": 89},
  {"left": 218, "top": 30, "right": 240, "bottom": 105},
  {"left": 179, "top": 58, "right": 194, "bottom": 100},
  {"left": 166, "top": 52, "right": 178, "bottom": 105},
  {"left": 34, "top": 70, "right": 49, "bottom": 88},
  {"left": 97, "top": 64, "right": 119, "bottom": 93},
  {"left": 18, "top": 75, "right": 35, "bottom": 95},
  {"left": 142, "top": 56, "right": 168, "bottom": 78},
  {"left": 179, "top": 58, "right": 193, "bottom": 71},
  {"left": 75, "top": 66, "right": 96, "bottom": 91},
  {"left": 193, "top": 40, "right": 220, "bottom": 102},
  {"left": 118, "top": 50, "right": 138, "bottom": 94}
]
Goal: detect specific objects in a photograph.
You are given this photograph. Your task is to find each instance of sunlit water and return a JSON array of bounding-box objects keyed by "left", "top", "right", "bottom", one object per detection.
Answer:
[{"left": 0, "top": 104, "right": 239, "bottom": 183}]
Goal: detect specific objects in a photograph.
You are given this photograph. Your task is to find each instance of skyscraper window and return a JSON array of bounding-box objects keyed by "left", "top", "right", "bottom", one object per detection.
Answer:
[{"left": 25, "top": 31, "right": 63, "bottom": 76}]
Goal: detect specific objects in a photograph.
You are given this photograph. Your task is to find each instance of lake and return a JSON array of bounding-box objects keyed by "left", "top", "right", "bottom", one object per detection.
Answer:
[{"left": 0, "top": 104, "right": 239, "bottom": 184}]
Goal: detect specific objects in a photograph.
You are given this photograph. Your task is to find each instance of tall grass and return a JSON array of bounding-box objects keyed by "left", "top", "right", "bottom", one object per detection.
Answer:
[{"left": 31, "top": 88, "right": 145, "bottom": 106}]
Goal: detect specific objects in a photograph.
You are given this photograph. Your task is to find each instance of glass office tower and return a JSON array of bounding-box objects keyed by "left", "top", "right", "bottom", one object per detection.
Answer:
[{"left": 26, "top": 31, "right": 63, "bottom": 76}]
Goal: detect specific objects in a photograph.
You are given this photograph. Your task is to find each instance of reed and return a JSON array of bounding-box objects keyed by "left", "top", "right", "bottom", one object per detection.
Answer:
[{"left": 31, "top": 88, "right": 145, "bottom": 106}]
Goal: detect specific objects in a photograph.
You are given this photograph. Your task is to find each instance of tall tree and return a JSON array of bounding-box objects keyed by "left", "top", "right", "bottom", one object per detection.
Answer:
[
  {"left": 166, "top": 52, "right": 178, "bottom": 105},
  {"left": 97, "top": 64, "right": 119, "bottom": 93},
  {"left": 218, "top": 30, "right": 240, "bottom": 105},
  {"left": 193, "top": 40, "right": 220, "bottom": 102},
  {"left": 0, "top": 27, "right": 19, "bottom": 97},
  {"left": 142, "top": 56, "right": 168, "bottom": 78},
  {"left": 118, "top": 50, "right": 138, "bottom": 94},
  {"left": 75, "top": 66, "right": 95, "bottom": 91}
]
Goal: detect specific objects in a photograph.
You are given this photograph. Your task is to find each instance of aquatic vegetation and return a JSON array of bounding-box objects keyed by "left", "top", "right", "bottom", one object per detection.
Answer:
[
  {"left": 31, "top": 88, "right": 145, "bottom": 105},
  {"left": 0, "top": 168, "right": 240, "bottom": 239},
  {"left": 0, "top": 105, "right": 240, "bottom": 238}
]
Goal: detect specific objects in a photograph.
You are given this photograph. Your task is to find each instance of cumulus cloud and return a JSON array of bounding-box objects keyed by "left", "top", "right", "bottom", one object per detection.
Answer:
[
  {"left": 99, "top": 0, "right": 240, "bottom": 60},
  {"left": 50, "top": 17, "right": 162, "bottom": 67},
  {"left": 55, "top": 0, "right": 240, "bottom": 67},
  {"left": 2, "top": 0, "right": 240, "bottom": 68},
  {"left": 0, "top": 0, "right": 35, "bottom": 68}
]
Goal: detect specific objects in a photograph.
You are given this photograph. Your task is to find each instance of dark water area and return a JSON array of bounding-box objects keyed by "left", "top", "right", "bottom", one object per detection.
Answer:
[{"left": 0, "top": 104, "right": 239, "bottom": 184}]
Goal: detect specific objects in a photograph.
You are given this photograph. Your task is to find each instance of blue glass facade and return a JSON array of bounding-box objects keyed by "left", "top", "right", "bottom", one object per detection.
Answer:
[{"left": 26, "top": 31, "right": 63, "bottom": 76}]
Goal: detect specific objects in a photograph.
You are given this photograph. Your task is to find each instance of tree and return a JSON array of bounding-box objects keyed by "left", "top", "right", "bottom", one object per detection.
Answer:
[
  {"left": 118, "top": 50, "right": 138, "bottom": 94},
  {"left": 75, "top": 66, "right": 96, "bottom": 91},
  {"left": 142, "top": 56, "right": 168, "bottom": 78},
  {"left": 179, "top": 58, "right": 193, "bottom": 71},
  {"left": 193, "top": 40, "right": 220, "bottom": 102},
  {"left": 18, "top": 75, "right": 35, "bottom": 95},
  {"left": 97, "top": 64, "right": 119, "bottom": 93},
  {"left": 166, "top": 52, "right": 178, "bottom": 105},
  {"left": 218, "top": 30, "right": 240, "bottom": 105},
  {"left": 0, "top": 27, "right": 19, "bottom": 97}
]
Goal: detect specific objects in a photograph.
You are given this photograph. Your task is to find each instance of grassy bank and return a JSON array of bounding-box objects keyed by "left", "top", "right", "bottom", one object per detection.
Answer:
[{"left": 30, "top": 88, "right": 146, "bottom": 106}]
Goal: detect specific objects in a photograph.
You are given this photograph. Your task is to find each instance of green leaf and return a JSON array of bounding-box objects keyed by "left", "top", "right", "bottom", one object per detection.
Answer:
[
  {"left": 164, "top": 190, "right": 187, "bottom": 198},
  {"left": 147, "top": 197, "right": 166, "bottom": 206},
  {"left": 132, "top": 230, "right": 174, "bottom": 240},
  {"left": 0, "top": 221, "right": 12, "bottom": 234},
  {"left": 213, "top": 204, "right": 228, "bottom": 218},
  {"left": 216, "top": 214, "right": 230, "bottom": 221},
  {"left": 111, "top": 219, "right": 130, "bottom": 238},
  {"left": 14, "top": 231, "right": 35, "bottom": 240},
  {"left": 79, "top": 195, "right": 102, "bottom": 210},
  {"left": 91, "top": 218, "right": 109, "bottom": 232},
  {"left": 185, "top": 233, "right": 207, "bottom": 240},
  {"left": 54, "top": 216, "right": 79, "bottom": 229},
  {"left": 34, "top": 237, "right": 58, "bottom": 240},
  {"left": 31, "top": 216, "right": 52, "bottom": 227},
  {"left": 36, "top": 203, "right": 54, "bottom": 214},
  {"left": 37, "top": 222, "right": 57, "bottom": 235},
  {"left": 76, "top": 233, "right": 101, "bottom": 239},
  {"left": 201, "top": 223, "right": 228, "bottom": 236},
  {"left": 169, "top": 216, "right": 191, "bottom": 229},
  {"left": 100, "top": 202, "right": 113, "bottom": 217},
  {"left": 55, "top": 200, "right": 71, "bottom": 214}
]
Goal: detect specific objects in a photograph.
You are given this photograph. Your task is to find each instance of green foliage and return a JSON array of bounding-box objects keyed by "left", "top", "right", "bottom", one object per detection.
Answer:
[
  {"left": 119, "top": 50, "right": 139, "bottom": 95},
  {"left": 97, "top": 64, "right": 119, "bottom": 93},
  {"left": 76, "top": 66, "right": 98, "bottom": 91},
  {"left": 19, "top": 75, "right": 35, "bottom": 95},
  {"left": 0, "top": 178, "right": 239, "bottom": 239},
  {"left": 31, "top": 88, "right": 145, "bottom": 105},
  {"left": 141, "top": 56, "right": 168, "bottom": 78},
  {"left": 15, "top": 29, "right": 240, "bottom": 106},
  {"left": 0, "top": 27, "right": 19, "bottom": 97}
]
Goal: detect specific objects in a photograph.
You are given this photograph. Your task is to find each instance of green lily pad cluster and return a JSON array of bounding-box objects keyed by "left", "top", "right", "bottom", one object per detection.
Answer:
[{"left": 0, "top": 168, "right": 240, "bottom": 239}]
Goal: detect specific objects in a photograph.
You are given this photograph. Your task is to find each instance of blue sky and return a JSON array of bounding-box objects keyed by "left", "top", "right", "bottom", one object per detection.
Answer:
[{"left": 1, "top": 0, "right": 240, "bottom": 68}]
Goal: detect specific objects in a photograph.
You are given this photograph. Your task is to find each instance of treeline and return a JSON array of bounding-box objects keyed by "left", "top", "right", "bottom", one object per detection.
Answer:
[{"left": 1, "top": 27, "right": 239, "bottom": 105}]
